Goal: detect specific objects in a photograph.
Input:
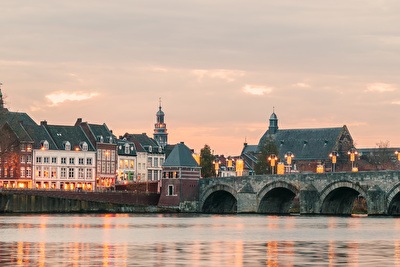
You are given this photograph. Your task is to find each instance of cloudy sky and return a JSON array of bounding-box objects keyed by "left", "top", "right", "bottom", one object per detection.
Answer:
[{"left": 1, "top": 1, "right": 400, "bottom": 155}]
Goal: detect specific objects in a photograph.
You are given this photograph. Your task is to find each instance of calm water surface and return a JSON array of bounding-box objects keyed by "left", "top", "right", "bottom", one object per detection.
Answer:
[{"left": 1, "top": 214, "right": 400, "bottom": 266}]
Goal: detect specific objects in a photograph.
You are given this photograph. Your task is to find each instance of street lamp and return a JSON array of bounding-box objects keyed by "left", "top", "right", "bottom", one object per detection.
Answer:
[
  {"left": 348, "top": 147, "right": 358, "bottom": 171},
  {"left": 284, "top": 151, "right": 294, "bottom": 173},
  {"left": 213, "top": 158, "right": 220, "bottom": 177},
  {"left": 268, "top": 154, "right": 278, "bottom": 174},
  {"left": 329, "top": 151, "right": 338, "bottom": 172},
  {"left": 395, "top": 150, "right": 400, "bottom": 161}
]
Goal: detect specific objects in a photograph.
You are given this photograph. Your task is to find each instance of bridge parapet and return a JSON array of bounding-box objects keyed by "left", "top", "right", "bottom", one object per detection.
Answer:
[{"left": 199, "top": 170, "right": 400, "bottom": 215}]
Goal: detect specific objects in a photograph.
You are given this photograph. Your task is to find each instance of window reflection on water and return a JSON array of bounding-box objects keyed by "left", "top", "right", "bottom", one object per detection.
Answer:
[{"left": 1, "top": 214, "right": 400, "bottom": 266}]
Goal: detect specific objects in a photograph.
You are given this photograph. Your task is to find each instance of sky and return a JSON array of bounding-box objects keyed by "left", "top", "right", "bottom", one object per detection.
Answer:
[{"left": 1, "top": 1, "right": 400, "bottom": 156}]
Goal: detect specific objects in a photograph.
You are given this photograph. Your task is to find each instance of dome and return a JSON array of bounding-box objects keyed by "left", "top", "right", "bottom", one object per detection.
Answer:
[
  {"left": 270, "top": 112, "right": 277, "bottom": 120},
  {"left": 157, "top": 108, "right": 165, "bottom": 116}
]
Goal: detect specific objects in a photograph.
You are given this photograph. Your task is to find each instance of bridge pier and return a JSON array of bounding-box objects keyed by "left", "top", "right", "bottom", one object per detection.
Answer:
[
  {"left": 366, "top": 185, "right": 386, "bottom": 215},
  {"left": 299, "top": 185, "right": 319, "bottom": 214},
  {"left": 237, "top": 192, "right": 257, "bottom": 213}
]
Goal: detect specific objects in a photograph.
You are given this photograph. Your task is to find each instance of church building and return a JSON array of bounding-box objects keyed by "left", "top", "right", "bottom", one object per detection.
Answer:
[{"left": 241, "top": 110, "right": 355, "bottom": 173}]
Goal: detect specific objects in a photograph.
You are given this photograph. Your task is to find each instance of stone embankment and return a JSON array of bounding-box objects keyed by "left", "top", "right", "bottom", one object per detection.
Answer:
[{"left": 0, "top": 190, "right": 174, "bottom": 213}]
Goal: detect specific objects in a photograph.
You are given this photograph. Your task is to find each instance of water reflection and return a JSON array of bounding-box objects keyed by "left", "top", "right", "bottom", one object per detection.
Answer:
[{"left": 0, "top": 215, "right": 400, "bottom": 266}]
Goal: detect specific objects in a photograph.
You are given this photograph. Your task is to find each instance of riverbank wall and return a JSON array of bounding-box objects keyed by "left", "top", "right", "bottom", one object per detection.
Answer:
[{"left": 0, "top": 190, "right": 178, "bottom": 213}]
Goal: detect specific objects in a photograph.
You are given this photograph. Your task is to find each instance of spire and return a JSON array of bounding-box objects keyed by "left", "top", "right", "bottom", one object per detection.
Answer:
[
  {"left": 268, "top": 107, "right": 278, "bottom": 134},
  {"left": 0, "top": 82, "right": 4, "bottom": 110}
]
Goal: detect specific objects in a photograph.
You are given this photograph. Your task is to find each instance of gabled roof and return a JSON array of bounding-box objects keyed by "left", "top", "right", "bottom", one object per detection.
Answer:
[
  {"left": 259, "top": 126, "right": 347, "bottom": 160},
  {"left": 88, "top": 123, "right": 115, "bottom": 144},
  {"left": 163, "top": 142, "right": 199, "bottom": 167},
  {"left": 23, "top": 124, "right": 58, "bottom": 150},
  {"left": 116, "top": 139, "right": 137, "bottom": 156},
  {"left": 0, "top": 111, "right": 36, "bottom": 142},
  {"left": 45, "top": 124, "right": 95, "bottom": 151},
  {"left": 123, "top": 133, "right": 162, "bottom": 153}
]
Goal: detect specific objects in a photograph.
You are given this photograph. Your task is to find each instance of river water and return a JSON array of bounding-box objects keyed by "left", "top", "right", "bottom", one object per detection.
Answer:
[{"left": 1, "top": 214, "right": 400, "bottom": 266}]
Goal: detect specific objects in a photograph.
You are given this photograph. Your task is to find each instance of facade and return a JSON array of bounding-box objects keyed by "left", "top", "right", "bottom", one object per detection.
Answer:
[
  {"left": 158, "top": 142, "right": 201, "bottom": 208},
  {"left": 116, "top": 139, "right": 137, "bottom": 184},
  {"left": 241, "top": 111, "right": 355, "bottom": 173},
  {"left": 123, "top": 133, "right": 165, "bottom": 182},
  {"left": 28, "top": 121, "right": 96, "bottom": 190},
  {"left": 153, "top": 100, "right": 168, "bottom": 148},
  {"left": 0, "top": 100, "right": 35, "bottom": 188},
  {"left": 75, "top": 119, "right": 118, "bottom": 190}
]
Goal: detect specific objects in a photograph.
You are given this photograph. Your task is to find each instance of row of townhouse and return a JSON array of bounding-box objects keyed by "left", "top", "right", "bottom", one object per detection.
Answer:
[{"left": 0, "top": 91, "right": 166, "bottom": 191}]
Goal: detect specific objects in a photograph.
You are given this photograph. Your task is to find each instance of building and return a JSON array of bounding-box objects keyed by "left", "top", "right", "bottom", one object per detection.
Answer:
[
  {"left": 25, "top": 121, "right": 96, "bottom": 190},
  {"left": 158, "top": 142, "right": 201, "bottom": 208},
  {"left": 122, "top": 133, "right": 164, "bottom": 182},
  {"left": 116, "top": 138, "right": 137, "bottom": 184},
  {"left": 75, "top": 118, "right": 118, "bottom": 190},
  {"left": 241, "top": 110, "right": 355, "bottom": 173}
]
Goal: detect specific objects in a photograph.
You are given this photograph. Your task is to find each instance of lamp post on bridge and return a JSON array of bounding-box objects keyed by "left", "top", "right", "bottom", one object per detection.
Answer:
[
  {"left": 284, "top": 151, "right": 294, "bottom": 174},
  {"left": 268, "top": 154, "right": 278, "bottom": 174},
  {"left": 329, "top": 151, "right": 338, "bottom": 172},
  {"left": 395, "top": 150, "right": 400, "bottom": 161},
  {"left": 348, "top": 147, "right": 358, "bottom": 172}
]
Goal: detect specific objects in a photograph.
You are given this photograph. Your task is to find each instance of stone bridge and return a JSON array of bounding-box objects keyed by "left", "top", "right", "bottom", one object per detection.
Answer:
[{"left": 199, "top": 170, "right": 400, "bottom": 215}]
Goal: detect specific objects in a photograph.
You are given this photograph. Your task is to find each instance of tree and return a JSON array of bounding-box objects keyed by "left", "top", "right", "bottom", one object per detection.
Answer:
[
  {"left": 200, "top": 144, "right": 215, "bottom": 178},
  {"left": 254, "top": 136, "right": 279, "bottom": 175},
  {"left": 360, "top": 140, "right": 394, "bottom": 170}
]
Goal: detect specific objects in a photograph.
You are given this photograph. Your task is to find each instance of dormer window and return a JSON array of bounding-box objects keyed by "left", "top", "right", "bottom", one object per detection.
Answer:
[
  {"left": 148, "top": 146, "right": 152, "bottom": 153},
  {"left": 109, "top": 136, "right": 113, "bottom": 144},
  {"left": 97, "top": 136, "right": 104, "bottom": 143},
  {"left": 80, "top": 142, "right": 88, "bottom": 151},
  {"left": 64, "top": 141, "right": 71, "bottom": 151},
  {"left": 41, "top": 140, "right": 49, "bottom": 150},
  {"left": 158, "top": 147, "right": 162, "bottom": 153},
  {"left": 125, "top": 144, "right": 130, "bottom": 154}
]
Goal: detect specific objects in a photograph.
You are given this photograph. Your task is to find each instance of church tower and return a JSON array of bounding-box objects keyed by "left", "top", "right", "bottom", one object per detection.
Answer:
[
  {"left": 268, "top": 108, "right": 278, "bottom": 134},
  {"left": 0, "top": 82, "right": 6, "bottom": 111},
  {"left": 153, "top": 98, "right": 168, "bottom": 148}
]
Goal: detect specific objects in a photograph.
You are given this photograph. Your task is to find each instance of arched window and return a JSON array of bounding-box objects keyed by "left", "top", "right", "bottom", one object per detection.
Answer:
[
  {"left": 41, "top": 140, "right": 49, "bottom": 150},
  {"left": 124, "top": 144, "right": 130, "bottom": 154},
  {"left": 80, "top": 142, "right": 88, "bottom": 151}
]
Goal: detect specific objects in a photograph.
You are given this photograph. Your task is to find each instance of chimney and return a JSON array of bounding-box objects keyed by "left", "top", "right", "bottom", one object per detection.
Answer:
[
  {"left": 40, "top": 120, "right": 47, "bottom": 126},
  {"left": 75, "top": 118, "right": 83, "bottom": 126}
]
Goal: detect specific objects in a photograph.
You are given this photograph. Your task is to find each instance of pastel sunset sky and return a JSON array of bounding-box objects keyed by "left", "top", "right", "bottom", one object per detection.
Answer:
[{"left": 1, "top": 1, "right": 399, "bottom": 155}]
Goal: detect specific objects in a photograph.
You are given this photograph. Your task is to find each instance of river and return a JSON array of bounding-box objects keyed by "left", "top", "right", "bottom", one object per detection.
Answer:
[{"left": 1, "top": 214, "right": 400, "bottom": 266}]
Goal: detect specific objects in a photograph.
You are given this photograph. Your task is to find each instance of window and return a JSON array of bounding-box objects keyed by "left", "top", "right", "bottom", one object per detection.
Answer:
[
  {"left": 168, "top": 185, "right": 174, "bottom": 196},
  {"left": 36, "top": 157, "right": 42, "bottom": 164},
  {"left": 78, "top": 158, "right": 84, "bottom": 165},
  {"left": 44, "top": 157, "right": 49, "bottom": 164},
  {"left": 86, "top": 158, "right": 92, "bottom": 165},
  {"left": 20, "top": 167, "right": 25, "bottom": 178},
  {"left": 61, "top": 168, "right": 67, "bottom": 178},
  {"left": 130, "top": 160, "right": 134, "bottom": 168},
  {"left": 20, "top": 156, "right": 25, "bottom": 163},
  {"left": 36, "top": 166, "right": 42, "bottom": 178},
  {"left": 43, "top": 167, "right": 49, "bottom": 178},
  {"left": 27, "top": 155, "right": 32, "bottom": 163},
  {"left": 124, "top": 160, "right": 129, "bottom": 168},
  {"left": 52, "top": 157, "right": 57, "bottom": 164},
  {"left": 61, "top": 157, "right": 67, "bottom": 164},
  {"left": 51, "top": 169, "right": 57, "bottom": 178},
  {"left": 97, "top": 149, "right": 102, "bottom": 160},
  {"left": 86, "top": 169, "right": 92, "bottom": 180},
  {"left": 106, "top": 163, "right": 110, "bottom": 173},
  {"left": 26, "top": 168, "right": 31, "bottom": 178},
  {"left": 148, "top": 170, "right": 153, "bottom": 181},
  {"left": 68, "top": 168, "right": 74, "bottom": 179},
  {"left": 69, "top": 158, "right": 75, "bottom": 165},
  {"left": 154, "top": 171, "right": 159, "bottom": 181},
  {"left": 81, "top": 142, "right": 88, "bottom": 151},
  {"left": 20, "top": 144, "right": 26, "bottom": 151},
  {"left": 124, "top": 144, "right": 130, "bottom": 154},
  {"left": 42, "top": 140, "right": 49, "bottom": 150},
  {"left": 78, "top": 168, "right": 84, "bottom": 179},
  {"left": 111, "top": 151, "right": 115, "bottom": 161},
  {"left": 154, "top": 158, "right": 159, "bottom": 168},
  {"left": 119, "top": 160, "right": 124, "bottom": 168},
  {"left": 148, "top": 157, "right": 152, "bottom": 167}
]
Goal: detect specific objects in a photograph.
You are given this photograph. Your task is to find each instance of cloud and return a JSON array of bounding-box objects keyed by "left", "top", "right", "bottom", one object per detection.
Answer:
[
  {"left": 46, "top": 91, "right": 99, "bottom": 106},
  {"left": 293, "top": 82, "right": 311, "bottom": 88},
  {"left": 242, "top": 84, "right": 273, "bottom": 96},
  {"left": 365, "top": 83, "right": 396, "bottom": 93},
  {"left": 193, "top": 69, "right": 245, "bottom": 82},
  {"left": 392, "top": 101, "right": 400, "bottom": 105}
]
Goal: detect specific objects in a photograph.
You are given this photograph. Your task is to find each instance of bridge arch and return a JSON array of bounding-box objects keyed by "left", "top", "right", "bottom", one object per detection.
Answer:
[
  {"left": 257, "top": 181, "right": 299, "bottom": 214},
  {"left": 319, "top": 181, "right": 367, "bottom": 215},
  {"left": 200, "top": 184, "right": 237, "bottom": 214},
  {"left": 386, "top": 183, "right": 400, "bottom": 215}
]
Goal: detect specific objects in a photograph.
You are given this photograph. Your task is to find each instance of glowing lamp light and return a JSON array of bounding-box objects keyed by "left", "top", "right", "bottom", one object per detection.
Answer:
[{"left": 396, "top": 151, "right": 400, "bottom": 161}]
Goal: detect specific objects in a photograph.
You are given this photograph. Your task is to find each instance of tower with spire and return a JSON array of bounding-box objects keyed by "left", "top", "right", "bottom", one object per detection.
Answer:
[
  {"left": 153, "top": 98, "right": 168, "bottom": 148},
  {"left": 268, "top": 107, "right": 278, "bottom": 134},
  {"left": 0, "top": 82, "right": 7, "bottom": 112}
]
